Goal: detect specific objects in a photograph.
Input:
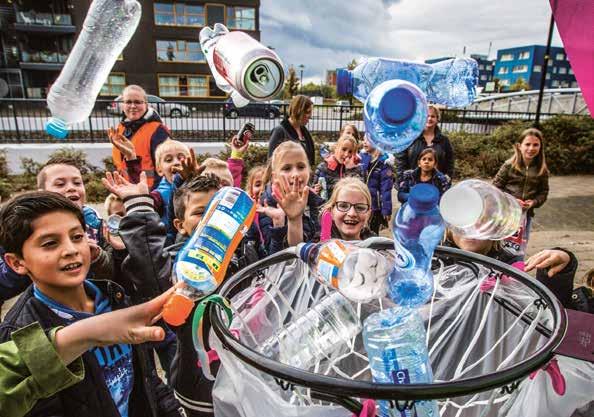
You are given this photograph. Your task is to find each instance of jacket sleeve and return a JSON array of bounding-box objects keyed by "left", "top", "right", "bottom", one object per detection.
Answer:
[
  {"left": 0, "top": 323, "right": 84, "bottom": 417},
  {"left": 397, "top": 174, "right": 411, "bottom": 204},
  {"left": 535, "top": 247, "right": 577, "bottom": 308},
  {"left": 443, "top": 136, "right": 455, "bottom": 178},
  {"left": 492, "top": 162, "right": 510, "bottom": 191},
  {"left": 0, "top": 252, "right": 31, "bottom": 303},
  {"left": 531, "top": 172, "right": 549, "bottom": 208},
  {"left": 119, "top": 196, "right": 173, "bottom": 302},
  {"left": 227, "top": 158, "right": 244, "bottom": 188},
  {"left": 258, "top": 212, "right": 287, "bottom": 255},
  {"left": 268, "top": 126, "right": 285, "bottom": 160},
  {"left": 380, "top": 165, "right": 394, "bottom": 216},
  {"left": 395, "top": 149, "right": 411, "bottom": 184},
  {"left": 89, "top": 247, "right": 113, "bottom": 281}
]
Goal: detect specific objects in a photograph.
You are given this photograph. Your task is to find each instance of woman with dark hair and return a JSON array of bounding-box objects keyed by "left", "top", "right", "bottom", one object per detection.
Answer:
[
  {"left": 268, "top": 95, "right": 315, "bottom": 167},
  {"left": 395, "top": 104, "right": 455, "bottom": 183}
]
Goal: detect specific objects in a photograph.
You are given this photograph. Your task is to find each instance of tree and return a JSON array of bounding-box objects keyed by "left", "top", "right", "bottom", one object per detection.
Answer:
[
  {"left": 283, "top": 66, "right": 300, "bottom": 99},
  {"left": 509, "top": 77, "right": 531, "bottom": 92}
]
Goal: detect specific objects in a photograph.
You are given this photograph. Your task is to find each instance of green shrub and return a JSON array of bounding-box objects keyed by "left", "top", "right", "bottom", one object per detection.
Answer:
[{"left": 0, "top": 150, "right": 9, "bottom": 178}]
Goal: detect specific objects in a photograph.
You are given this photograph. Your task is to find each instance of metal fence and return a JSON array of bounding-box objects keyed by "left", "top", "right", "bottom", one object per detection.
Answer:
[{"left": 0, "top": 98, "right": 572, "bottom": 143}]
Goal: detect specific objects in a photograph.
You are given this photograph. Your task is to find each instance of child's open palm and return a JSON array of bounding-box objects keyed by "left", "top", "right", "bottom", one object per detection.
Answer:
[
  {"left": 102, "top": 171, "right": 149, "bottom": 200},
  {"left": 108, "top": 127, "right": 136, "bottom": 161},
  {"left": 274, "top": 175, "right": 309, "bottom": 221}
]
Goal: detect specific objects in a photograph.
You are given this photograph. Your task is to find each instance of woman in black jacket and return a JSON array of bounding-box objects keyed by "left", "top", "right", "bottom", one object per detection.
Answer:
[
  {"left": 268, "top": 95, "right": 316, "bottom": 167},
  {"left": 395, "top": 104, "right": 455, "bottom": 182}
]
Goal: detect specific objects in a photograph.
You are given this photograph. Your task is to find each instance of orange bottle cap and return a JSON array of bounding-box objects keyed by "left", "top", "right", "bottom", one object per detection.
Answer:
[{"left": 163, "top": 292, "right": 195, "bottom": 326}]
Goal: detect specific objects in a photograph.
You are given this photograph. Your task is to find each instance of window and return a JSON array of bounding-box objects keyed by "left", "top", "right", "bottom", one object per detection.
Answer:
[
  {"left": 158, "top": 74, "right": 208, "bottom": 97},
  {"left": 100, "top": 73, "right": 126, "bottom": 96},
  {"left": 206, "top": 4, "right": 225, "bottom": 26},
  {"left": 560, "top": 81, "right": 569, "bottom": 88},
  {"left": 479, "top": 64, "right": 485, "bottom": 70},
  {"left": 226, "top": 7, "right": 256, "bottom": 30},
  {"left": 569, "top": 68, "right": 574, "bottom": 75},
  {"left": 558, "top": 67, "right": 567, "bottom": 74},
  {"left": 500, "top": 53, "right": 514, "bottom": 61},
  {"left": 154, "top": 3, "right": 205, "bottom": 27},
  {"left": 156, "top": 40, "right": 204, "bottom": 62},
  {"left": 486, "top": 64, "right": 493, "bottom": 71},
  {"left": 545, "top": 73, "right": 550, "bottom": 80},
  {"left": 551, "top": 80, "right": 560, "bottom": 87},
  {"left": 553, "top": 67, "right": 558, "bottom": 74},
  {"left": 533, "top": 65, "right": 542, "bottom": 72},
  {"left": 547, "top": 60, "right": 553, "bottom": 66},
  {"left": 480, "top": 74, "right": 487, "bottom": 81},
  {"left": 498, "top": 67, "right": 509, "bottom": 74},
  {"left": 512, "top": 65, "right": 527, "bottom": 73},
  {"left": 500, "top": 79, "right": 510, "bottom": 86},
  {"left": 571, "top": 81, "right": 578, "bottom": 88},
  {"left": 518, "top": 51, "right": 531, "bottom": 60},
  {"left": 555, "top": 52, "right": 565, "bottom": 60}
]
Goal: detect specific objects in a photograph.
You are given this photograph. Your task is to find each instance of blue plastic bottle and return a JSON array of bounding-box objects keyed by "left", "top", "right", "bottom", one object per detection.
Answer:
[
  {"left": 389, "top": 183, "right": 445, "bottom": 308},
  {"left": 336, "top": 56, "right": 478, "bottom": 107},
  {"left": 363, "top": 306, "right": 438, "bottom": 417},
  {"left": 163, "top": 187, "right": 256, "bottom": 326}
]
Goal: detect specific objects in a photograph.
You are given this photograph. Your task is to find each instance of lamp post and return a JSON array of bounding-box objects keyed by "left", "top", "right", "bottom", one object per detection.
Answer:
[
  {"left": 535, "top": 13, "right": 555, "bottom": 127},
  {"left": 298, "top": 64, "right": 305, "bottom": 93}
]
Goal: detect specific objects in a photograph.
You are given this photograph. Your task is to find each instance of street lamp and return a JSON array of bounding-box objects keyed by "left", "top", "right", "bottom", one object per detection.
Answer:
[{"left": 298, "top": 64, "right": 305, "bottom": 93}]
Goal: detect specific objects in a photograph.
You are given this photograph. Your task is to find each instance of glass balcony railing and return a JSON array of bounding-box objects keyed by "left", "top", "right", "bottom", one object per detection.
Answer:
[
  {"left": 16, "top": 11, "right": 73, "bottom": 26},
  {"left": 21, "top": 50, "right": 68, "bottom": 64}
]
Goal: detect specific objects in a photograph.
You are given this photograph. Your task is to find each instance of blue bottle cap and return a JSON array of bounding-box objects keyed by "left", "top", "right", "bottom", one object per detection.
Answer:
[
  {"left": 379, "top": 86, "right": 417, "bottom": 124},
  {"left": 45, "top": 117, "right": 69, "bottom": 139},
  {"left": 336, "top": 69, "right": 353, "bottom": 96},
  {"left": 408, "top": 183, "right": 439, "bottom": 212}
]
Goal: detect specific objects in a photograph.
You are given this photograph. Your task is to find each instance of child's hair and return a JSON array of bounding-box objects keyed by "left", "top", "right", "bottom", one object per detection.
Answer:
[
  {"left": 427, "top": 104, "right": 441, "bottom": 122},
  {"left": 340, "top": 123, "right": 361, "bottom": 142},
  {"left": 509, "top": 128, "right": 549, "bottom": 176},
  {"left": 104, "top": 193, "right": 123, "bottom": 215},
  {"left": 417, "top": 148, "right": 437, "bottom": 164},
  {"left": 245, "top": 165, "right": 266, "bottom": 194},
  {"left": 321, "top": 177, "right": 372, "bottom": 215},
  {"left": 263, "top": 141, "right": 310, "bottom": 185},
  {"left": 444, "top": 227, "right": 503, "bottom": 252},
  {"left": 202, "top": 157, "right": 228, "bottom": 171},
  {"left": 0, "top": 191, "right": 85, "bottom": 256},
  {"left": 173, "top": 175, "right": 221, "bottom": 220},
  {"left": 154, "top": 139, "right": 191, "bottom": 170},
  {"left": 334, "top": 133, "right": 358, "bottom": 154},
  {"left": 36, "top": 156, "right": 82, "bottom": 189}
]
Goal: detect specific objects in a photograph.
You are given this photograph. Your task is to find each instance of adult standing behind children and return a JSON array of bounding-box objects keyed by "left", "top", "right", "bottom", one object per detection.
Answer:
[
  {"left": 493, "top": 127, "right": 550, "bottom": 245},
  {"left": 395, "top": 104, "right": 455, "bottom": 182},
  {"left": 268, "top": 95, "right": 316, "bottom": 167},
  {"left": 109, "top": 85, "right": 170, "bottom": 189}
]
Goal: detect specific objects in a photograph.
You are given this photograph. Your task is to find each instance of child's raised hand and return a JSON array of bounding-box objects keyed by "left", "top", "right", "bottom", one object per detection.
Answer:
[
  {"left": 172, "top": 148, "right": 205, "bottom": 180},
  {"left": 274, "top": 175, "right": 309, "bottom": 221},
  {"left": 102, "top": 171, "right": 149, "bottom": 200},
  {"left": 108, "top": 127, "right": 136, "bottom": 161},
  {"left": 256, "top": 200, "right": 286, "bottom": 227},
  {"left": 102, "top": 223, "right": 126, "bottom": 251},
  {"left": 88, "top": 239, "right": 101, "bottom": 263}
]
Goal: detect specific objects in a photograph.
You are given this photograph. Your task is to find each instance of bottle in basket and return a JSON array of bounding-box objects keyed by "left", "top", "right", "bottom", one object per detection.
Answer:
[
  {"left": 200, "top": 23, "right": 285, "bottom": 107},
  {"left": 363, "top": 306, "right": 438, "bottom": 417},
  {"left": 297, "top": 239, "right": 392, "bottom": 302},
  {"left": 163, "top": 187, "right": 256, "bottom": 326},
  {"left": 233, "top": 122, "right": 255, "bottom": 147}
]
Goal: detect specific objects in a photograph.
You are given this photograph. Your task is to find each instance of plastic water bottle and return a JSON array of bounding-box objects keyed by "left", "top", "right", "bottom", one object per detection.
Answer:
[
  {"left": 389, "top": 184, "right": 445, "bottom": 307},
  {"left": 45, "top": 0, "right": 141, "bottom": 139},
  {"left": 163, "top": 187, "right": 256, "bottom": 326},
  {"left": 363, "top": 79, "right": 428, "bottom": 153},
  {"left": 260, "top": 292, "right": 361, "bottom": 369},
  {"left": 297, "top": 240, "right": 392, "bottom": 302},
  {"left": 439, "top": 179, "right": 522, "bottom": 240},
  {"left": 317, "top": 176, "right": 328, "bottom": 200},
  {"left": 363, "top": 306, "right": 438, "bottom": 417},
  {"left": 200, "top": 23, "right": 284, "bottom": 107},
  {"left": 319, "top": 144, "right": 331, "bottom": 159},
  {"left": 336, "top": 57, "right": 478, "bottom": 107}
]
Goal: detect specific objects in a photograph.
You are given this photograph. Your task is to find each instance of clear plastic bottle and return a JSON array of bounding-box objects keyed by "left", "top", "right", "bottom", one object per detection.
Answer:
[
  {"left": 439, "top": 179, "right": 522, "bottom": 240},
  {"left": 45, "top": 0, "right": 141, "bottom": 139},
  {"left": 389, "top": 184, "right": 445, "bottom": 307},
  {"left": 363, "top": 306, "right": 438, "bottom": 417},
  {"left": 260, "top": 292, "right": 361, "bottom": 369},
  {"left": 297, "top": 240, "right": 392, "bottom": 302},
  {"left": 363, "top": 79, "right": 428, "bottom": 153},
  {"left": 199, "top": 23, "right": 284, "bottom": 107},
  {"left": 336, "top": 56, "right": 478, "bottom": 107},
  {"left": 163, "top": 187, "right": 256, "bottom": 326}
]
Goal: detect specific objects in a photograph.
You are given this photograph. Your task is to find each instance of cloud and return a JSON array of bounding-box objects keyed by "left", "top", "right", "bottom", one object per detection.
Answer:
[{"left": 260, "top": 0, "right": 562, "bottom": 83}]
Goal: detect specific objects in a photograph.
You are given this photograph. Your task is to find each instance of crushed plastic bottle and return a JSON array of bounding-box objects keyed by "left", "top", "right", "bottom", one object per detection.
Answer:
[
  {"left": 45, "top": 0, "right": 141, "bottom": 139},
  {"left": 200, "top": 23, "right": 284, "bottom": 107}
]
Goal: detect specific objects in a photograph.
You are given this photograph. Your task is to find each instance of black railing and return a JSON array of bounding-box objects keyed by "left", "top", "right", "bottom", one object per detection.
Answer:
[{"left": 0, "top": 98, "right": 568, "bottom": 143}]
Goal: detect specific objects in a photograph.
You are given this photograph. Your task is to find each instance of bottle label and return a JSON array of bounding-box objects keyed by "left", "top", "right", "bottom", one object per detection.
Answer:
[
  {"left": 393, "top": 238, "right": 415, "bottom": 269},
  {"left": 316, "top": 240, "right": 349, "bottom": 288}
]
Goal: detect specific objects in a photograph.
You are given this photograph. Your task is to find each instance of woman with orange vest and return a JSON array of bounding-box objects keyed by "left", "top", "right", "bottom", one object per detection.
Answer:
[{"left": 109, "top": 85, "right": 170, "bottom": 189}]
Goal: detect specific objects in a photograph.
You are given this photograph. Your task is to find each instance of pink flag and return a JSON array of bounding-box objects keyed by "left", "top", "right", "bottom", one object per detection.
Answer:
[{"left": 549, "top": 0, "right": 594, "bottom": 116}]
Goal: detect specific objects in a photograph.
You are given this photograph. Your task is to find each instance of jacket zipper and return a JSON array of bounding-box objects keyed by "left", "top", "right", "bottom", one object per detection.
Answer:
[{"left": 522, "top": 165, "right": 529, "bottom": 200}]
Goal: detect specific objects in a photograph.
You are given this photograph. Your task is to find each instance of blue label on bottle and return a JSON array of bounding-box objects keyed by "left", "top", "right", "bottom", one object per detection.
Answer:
[
  {"left": 393, "top": 238, "right": 414, "bottom": 269},
  {"left": 391, "top": 368, "right": 411, "bottom": 384}
]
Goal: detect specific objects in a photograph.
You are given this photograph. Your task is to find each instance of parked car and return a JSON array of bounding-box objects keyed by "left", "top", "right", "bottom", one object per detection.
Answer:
[
  {"left": 223, "top": 99, "right": 282, "bottom": 119},
  {"left": 107, "top": 94, "right": 191, "bottom": 117}
]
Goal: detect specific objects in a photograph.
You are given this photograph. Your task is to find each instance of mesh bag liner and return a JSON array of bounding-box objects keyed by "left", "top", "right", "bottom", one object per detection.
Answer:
[{"left": 211, "top": 243, "right": 594, "bottom": 417}]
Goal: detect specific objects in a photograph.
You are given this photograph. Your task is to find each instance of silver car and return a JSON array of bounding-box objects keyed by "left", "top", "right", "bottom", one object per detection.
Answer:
[{"left": 107, "top": 94, "right": 191, "bottom": 117}]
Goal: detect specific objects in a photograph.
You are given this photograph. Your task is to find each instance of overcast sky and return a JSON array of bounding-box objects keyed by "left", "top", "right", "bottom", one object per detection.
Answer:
[{"left": 259, "top": 0, "right": 563, "bottom": 84}]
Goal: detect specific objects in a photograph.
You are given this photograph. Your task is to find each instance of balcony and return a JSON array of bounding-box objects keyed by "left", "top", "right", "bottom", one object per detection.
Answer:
[
  {"left": 15, "top": 11, "right": 75, "bottom": 33},
  {"left": 19, "top": 50, "right": 67, "bottom": 70}
]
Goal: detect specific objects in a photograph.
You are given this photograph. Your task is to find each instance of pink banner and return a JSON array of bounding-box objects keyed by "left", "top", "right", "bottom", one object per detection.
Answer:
[{"left": 549, "top": 0, "right": 594, "bottom": 116}]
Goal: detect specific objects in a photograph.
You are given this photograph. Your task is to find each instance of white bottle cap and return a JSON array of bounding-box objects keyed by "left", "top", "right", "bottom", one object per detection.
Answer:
[{"left": 440, "top": 185, "right": 484, "bottom": 227}]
